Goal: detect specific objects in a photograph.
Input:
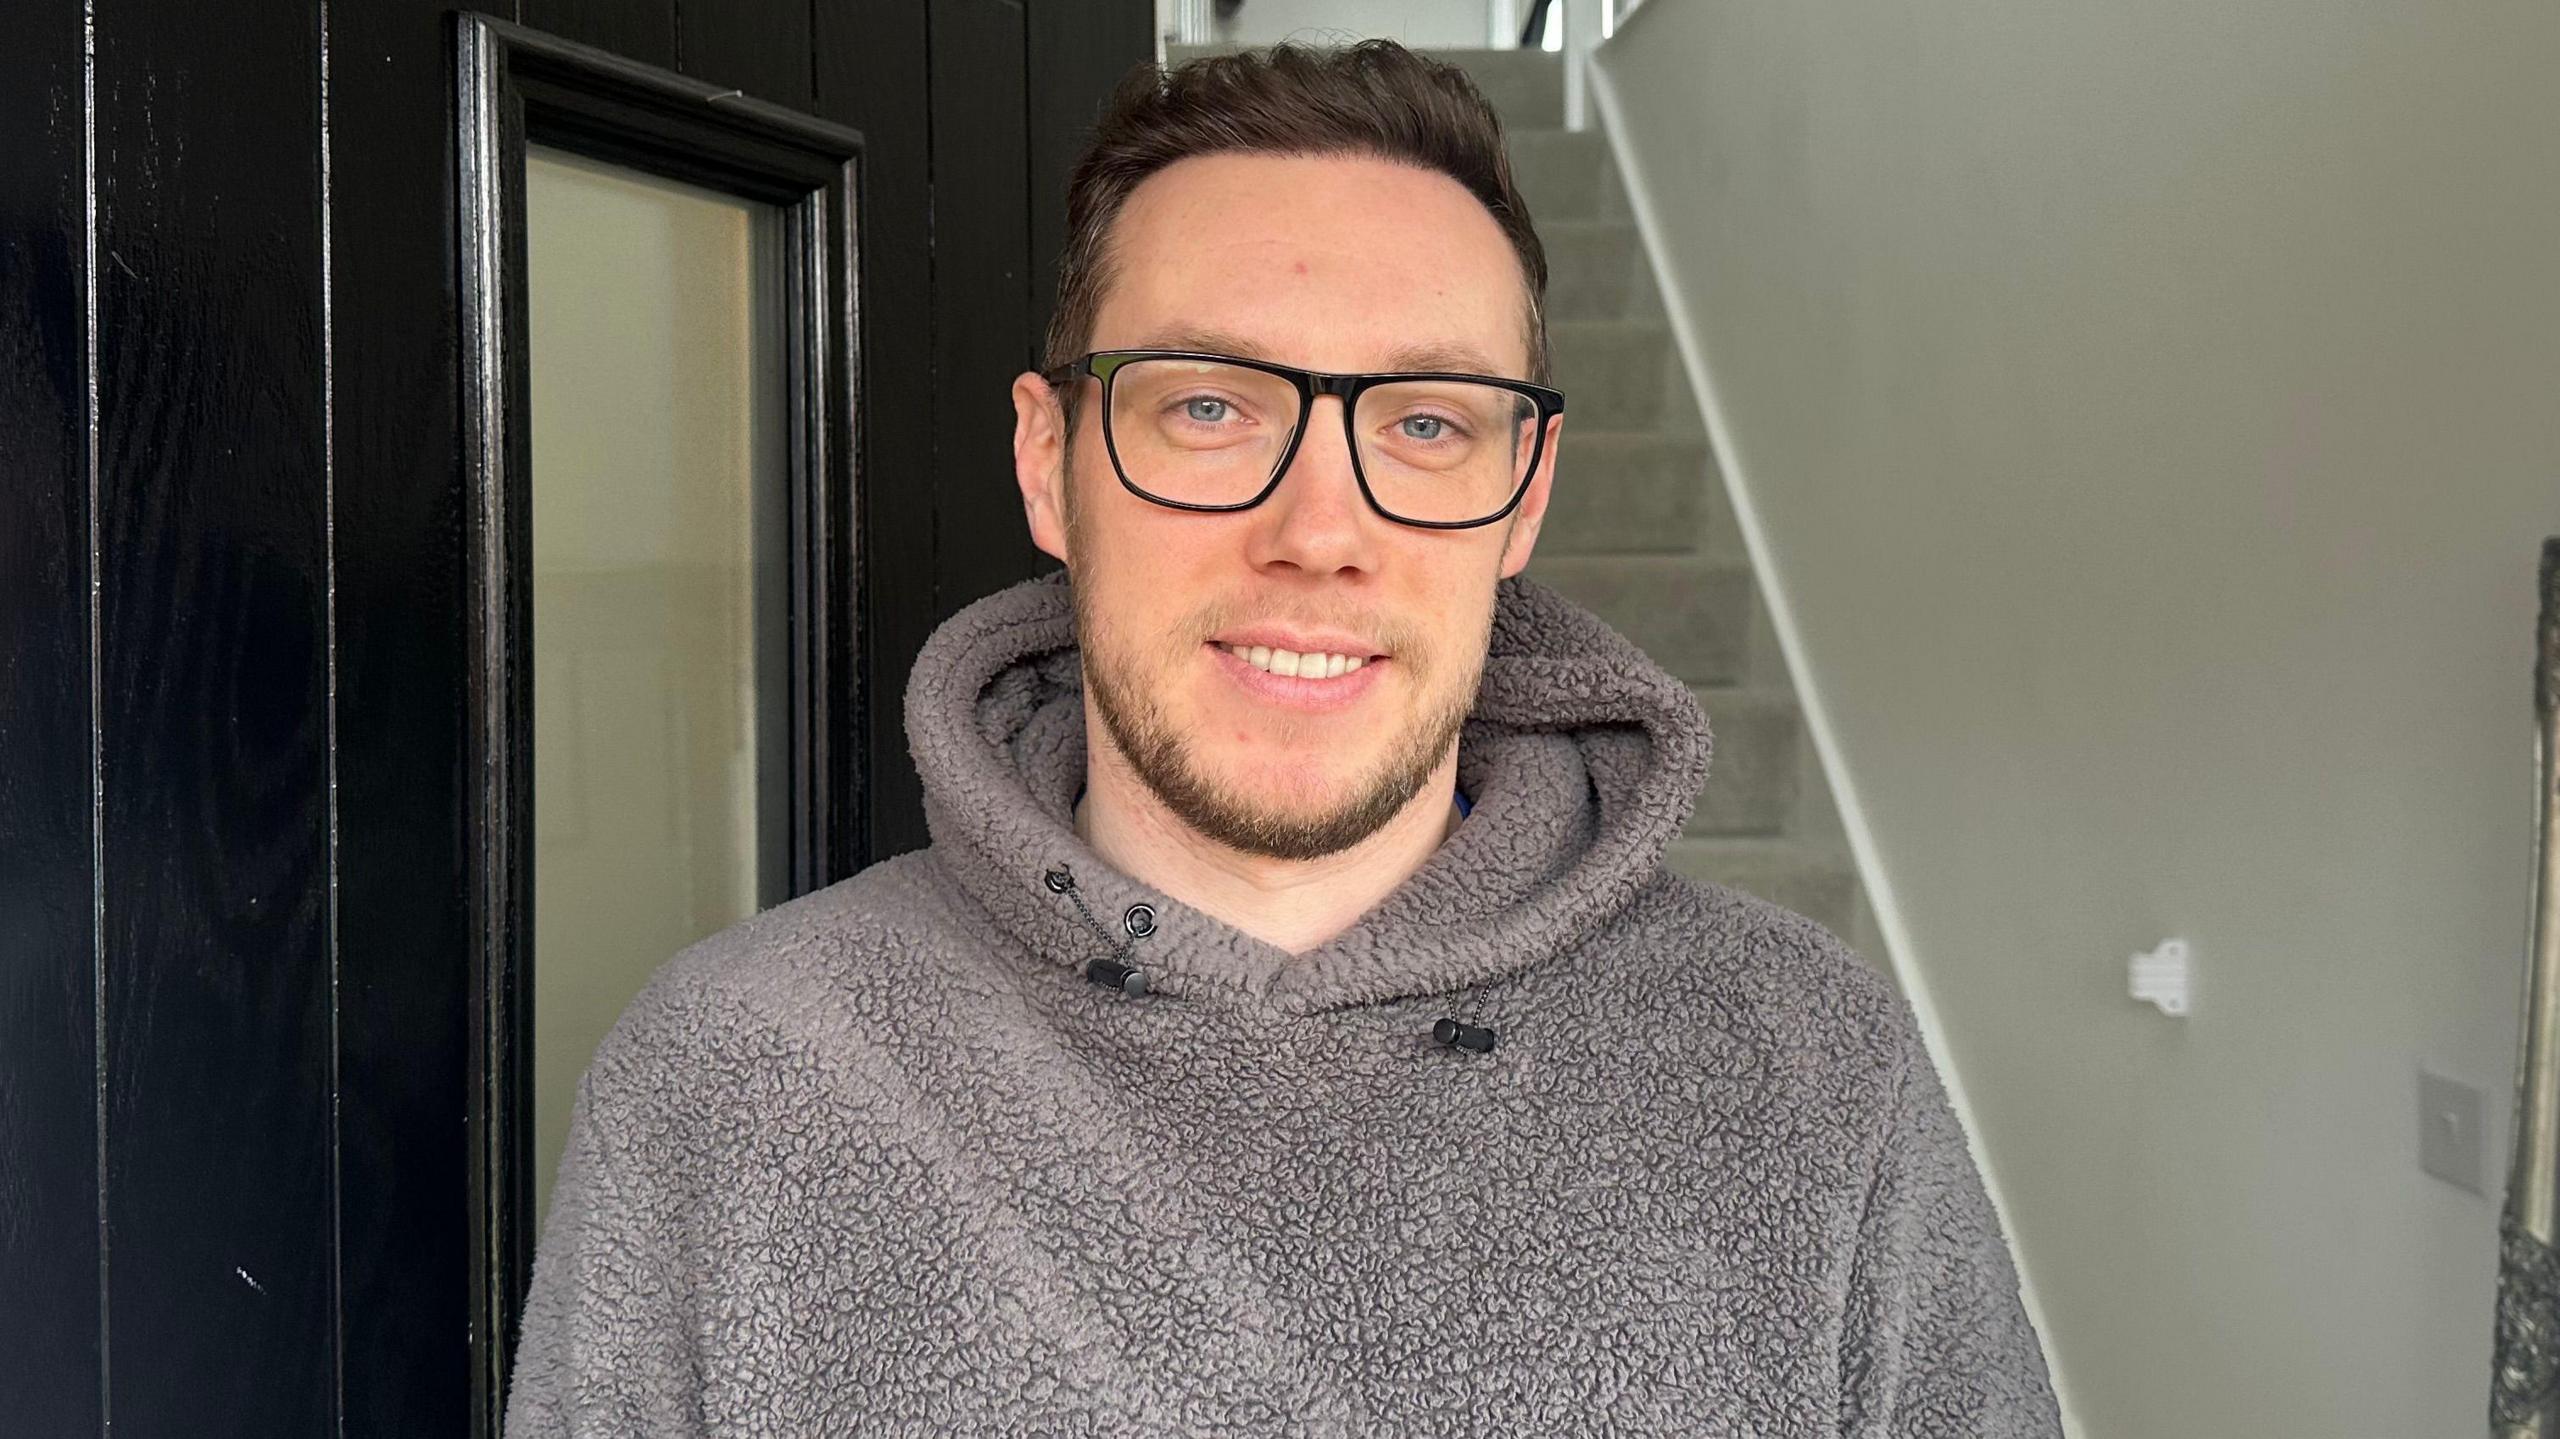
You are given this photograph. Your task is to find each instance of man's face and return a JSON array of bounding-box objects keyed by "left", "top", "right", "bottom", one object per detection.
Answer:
[{"left": 1011, "top": 151, "right": 1560, "bottom": 861}]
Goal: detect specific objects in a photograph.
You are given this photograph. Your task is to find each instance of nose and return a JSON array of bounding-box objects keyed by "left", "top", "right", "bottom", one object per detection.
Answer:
[{"left": 1243, "top": 394, "right": 1379, "bottom": 577}]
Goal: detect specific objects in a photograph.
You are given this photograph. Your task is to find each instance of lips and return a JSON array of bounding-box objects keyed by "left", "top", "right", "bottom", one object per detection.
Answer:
[
  {"left": 1209, "top": 625, "right": 1386, "bottom": 661},
  {"left": 1204, "top": 640, "right": 1385, "bottom": 713}
]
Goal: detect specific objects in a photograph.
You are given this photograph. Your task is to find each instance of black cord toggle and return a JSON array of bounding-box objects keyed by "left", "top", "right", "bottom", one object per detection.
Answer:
[
  {"left": 1086, "top": 956, "right": 1149, "bottom": 996},
  {"left": 1432, "top": 1017, "right": 1498, "bottom": 1053}
]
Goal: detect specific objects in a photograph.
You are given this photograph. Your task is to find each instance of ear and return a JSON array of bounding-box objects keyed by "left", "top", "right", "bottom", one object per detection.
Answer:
[
  {"left": 1496, "top": 412, "right": 1564, "bottom": 579},
  {"left": 1011, "top": 371, "right": 1072, "bottom": 565}
]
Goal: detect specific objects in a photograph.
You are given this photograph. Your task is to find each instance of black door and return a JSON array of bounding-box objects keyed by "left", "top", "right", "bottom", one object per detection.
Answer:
[{"left": 0, "top": 1, "right": 1148, "bottom": 1432}]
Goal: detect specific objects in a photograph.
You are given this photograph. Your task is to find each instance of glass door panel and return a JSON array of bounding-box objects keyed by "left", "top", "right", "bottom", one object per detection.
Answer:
[{"left": 523, "top": 145, "right": 789, "bottom": 1228}]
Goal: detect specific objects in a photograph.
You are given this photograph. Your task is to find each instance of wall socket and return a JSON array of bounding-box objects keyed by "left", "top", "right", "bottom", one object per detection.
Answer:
[{"left": 2419, "top": 1070, "right": 2486, "bottom": 1196}]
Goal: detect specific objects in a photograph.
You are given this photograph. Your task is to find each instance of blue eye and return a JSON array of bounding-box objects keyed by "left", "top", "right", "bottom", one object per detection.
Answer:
[
  {"left": 1401, "top": 415, "right": 1448, "bottom": 441},
  {"left": 1184, "top": 397, "right": 1231, "bottom": 423}
]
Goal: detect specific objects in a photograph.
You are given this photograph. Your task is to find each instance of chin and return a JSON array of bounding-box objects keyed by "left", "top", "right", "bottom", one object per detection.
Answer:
[{"left": 1206, "top": 757, "right": 1371, "bottom": 818}]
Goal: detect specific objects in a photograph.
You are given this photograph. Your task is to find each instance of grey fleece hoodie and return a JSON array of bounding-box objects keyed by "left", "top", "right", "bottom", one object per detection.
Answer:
[{"left": 503, "top": 570, "right": 2062, "bottom": 1437}]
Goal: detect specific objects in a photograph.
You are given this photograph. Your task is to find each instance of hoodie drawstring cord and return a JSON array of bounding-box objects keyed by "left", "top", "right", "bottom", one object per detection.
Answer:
[
  {"left": 1040, "top": 862, "right": 1500, "bottom": 1055},
  {"left": 1044, "top": 864, "right": 1150, "bottom": 995}
]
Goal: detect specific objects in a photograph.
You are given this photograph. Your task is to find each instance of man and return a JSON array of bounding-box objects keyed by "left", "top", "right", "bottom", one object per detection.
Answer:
[{"left": 505, "top": 41, "right": 2062, "bottom": 1437}]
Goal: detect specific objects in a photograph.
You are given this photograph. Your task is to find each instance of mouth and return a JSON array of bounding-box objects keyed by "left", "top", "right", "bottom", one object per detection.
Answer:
[
  {"left": 1202, "top": 639, "right": 1387, "bottom": 713},
  {"left": 1216, "top": 642, "right": 1371, "bottom": 680}
]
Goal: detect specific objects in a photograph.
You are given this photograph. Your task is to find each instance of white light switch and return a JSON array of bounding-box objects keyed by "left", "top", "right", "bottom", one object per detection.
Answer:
[{"left": 2419, "top": 1070, "right": 2486, "bottom": 1196}]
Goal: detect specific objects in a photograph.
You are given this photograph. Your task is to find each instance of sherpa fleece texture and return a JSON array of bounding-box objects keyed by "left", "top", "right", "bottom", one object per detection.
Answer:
[{"left": 503, "top": 570, "right": 2062, "bottom": 1437}]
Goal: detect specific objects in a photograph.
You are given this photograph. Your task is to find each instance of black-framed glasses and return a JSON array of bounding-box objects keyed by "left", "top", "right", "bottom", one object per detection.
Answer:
[{"left": 1042, "top": 349, "right": 1565, "bottom": 530}]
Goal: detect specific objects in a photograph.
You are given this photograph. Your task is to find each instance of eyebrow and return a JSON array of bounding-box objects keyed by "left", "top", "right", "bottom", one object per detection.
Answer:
[{"left": 1128, "top": 327, "right": 1511, "bottom": 378}]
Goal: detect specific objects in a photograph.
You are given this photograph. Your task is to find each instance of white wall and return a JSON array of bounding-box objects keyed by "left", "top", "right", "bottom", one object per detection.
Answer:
[{"left": 1594, "top": 2, "right": 2560, "bottom": 1435}]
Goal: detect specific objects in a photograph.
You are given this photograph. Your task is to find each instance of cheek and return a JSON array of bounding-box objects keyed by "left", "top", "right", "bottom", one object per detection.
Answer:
[
  {"left": 1074, "top": 516, "right": 1222, "bottom": 659},
  {"left": 1397, "top": 547, "right": 1505, "bottom": 658}
]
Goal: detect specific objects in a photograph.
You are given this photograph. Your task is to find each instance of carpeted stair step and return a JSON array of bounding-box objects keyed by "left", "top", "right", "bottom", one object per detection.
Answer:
[
  {"left": 1165, "top": 42, "right": 1558, "bottom": 131},
  {"left": 1687, "top": 687, "right": 1802, "bottom": 836},
  {"left": 1419, "top": 47, "right": 1564, "bottom": 130},
  {"left": 1547, "top": 320, "right": 1673, "bottom": 429},
  {"left": 1528, "top": 555, "right": 1755, "bottom": 685},
  {"left": 1506, "top": 129, "right": 1621, "bottom": 223},
  {"left": 1537, "top": 432, "right": 1737, "bottom": 556},
  {"left": 1539, "top": 219, "right": 1645, "bottom": 321}
]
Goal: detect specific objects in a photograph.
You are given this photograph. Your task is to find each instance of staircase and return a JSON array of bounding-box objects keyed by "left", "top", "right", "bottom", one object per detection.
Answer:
[{"left": 1159, "top": 42, "right": 1881, "bottom": 961}]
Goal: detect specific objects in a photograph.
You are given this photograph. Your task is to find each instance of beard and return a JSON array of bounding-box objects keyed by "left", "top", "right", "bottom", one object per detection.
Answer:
[{"left": 1064, "top": 507, "right": 1485, "bottom": 863}]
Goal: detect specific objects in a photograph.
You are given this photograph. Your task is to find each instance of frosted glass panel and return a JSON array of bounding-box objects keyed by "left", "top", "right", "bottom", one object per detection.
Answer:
[{"left": 525, "top": 146, "right": 789, "bottom": 1229}]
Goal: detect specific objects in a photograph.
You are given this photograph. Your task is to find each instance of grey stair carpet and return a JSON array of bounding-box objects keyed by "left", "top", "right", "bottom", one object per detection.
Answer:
[{"left": 1476, "top": 50, "right": 1884, "bottom": 961}]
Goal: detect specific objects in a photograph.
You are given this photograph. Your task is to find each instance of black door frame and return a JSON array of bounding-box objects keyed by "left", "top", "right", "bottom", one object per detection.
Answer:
[{"left": 453, "top": 13, "right": 869, "bottom": 1425}]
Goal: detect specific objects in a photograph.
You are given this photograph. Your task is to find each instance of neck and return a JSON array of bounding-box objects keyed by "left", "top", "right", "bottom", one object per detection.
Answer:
[{"left": 1073, "top": 717, "right": 1464, "bottom": 955}]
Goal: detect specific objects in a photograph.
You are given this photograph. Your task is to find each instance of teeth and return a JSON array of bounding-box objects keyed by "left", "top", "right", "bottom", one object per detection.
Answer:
[{"left": 1224, "top": 643, "right": 1372, "bottom": 679}]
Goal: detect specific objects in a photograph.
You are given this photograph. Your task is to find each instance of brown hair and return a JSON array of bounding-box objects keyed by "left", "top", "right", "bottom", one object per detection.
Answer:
[{"left": 1043, "top": 40, "right": 1550, "bottom": 404}]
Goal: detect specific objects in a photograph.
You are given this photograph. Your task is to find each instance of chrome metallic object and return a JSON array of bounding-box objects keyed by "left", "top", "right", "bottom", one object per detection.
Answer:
[{"left": 2495, "top": 538, "right": 2560, "bottom": 1437}]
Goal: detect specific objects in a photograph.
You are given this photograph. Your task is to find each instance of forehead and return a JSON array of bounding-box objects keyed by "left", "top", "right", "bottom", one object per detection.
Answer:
[{"left": 1093, "top": 151, "right": 1532, "bottom": 377}]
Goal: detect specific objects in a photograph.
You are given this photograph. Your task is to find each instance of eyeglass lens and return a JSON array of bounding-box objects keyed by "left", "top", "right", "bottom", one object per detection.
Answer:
[{"left": 1105, "top": 357, "right": 1537, "bottom": 525}]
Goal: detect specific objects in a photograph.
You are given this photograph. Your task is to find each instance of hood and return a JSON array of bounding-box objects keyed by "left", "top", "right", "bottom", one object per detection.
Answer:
[{"left": 906, "top": 569, "right": 1711, "bottom": 1019}]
